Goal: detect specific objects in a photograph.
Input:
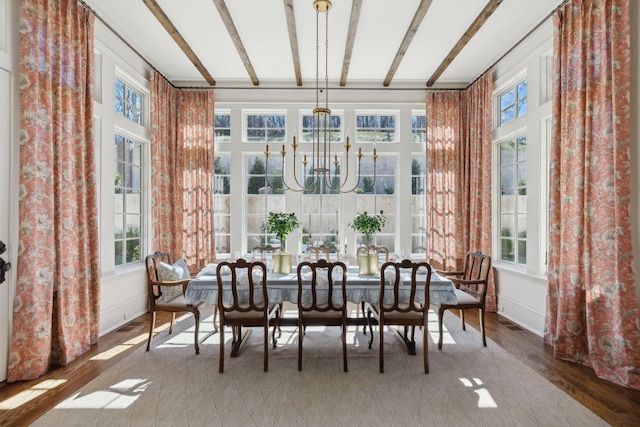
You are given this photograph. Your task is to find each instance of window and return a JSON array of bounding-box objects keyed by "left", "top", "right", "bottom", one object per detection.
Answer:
[
  {"left": 300, "top": 112, "right": 342, "bottom": 142},
  {"left": 301, "top": 192, "right": 341, "bottom": 255},
  {"left": 115, "top": 78, "right": 143, "bottom": 125},
  {"left": 411, "top": 112, "right": 426, "bottom": 143},
  {"left": 354, "top": 156, "right": 396, "bottom": 252},
  {"left": 245, "top": 113, "right": 286, "bottom": 143},
  {"left": 214, "top": 112, "right": 231, "bottom": 143},
  {"left": 214, "top": 155, "right": 231, "bottom": 255},
  {"left": 411, "top": 157, "right": 427, "bottom": 254},
  {"left": 498, "top": 135, "right": 527, "bottom": 265},
  {"left": 245, "top": 155, "right": 286, "bottom": 250},
  {"left": 355, "top": 113, "right": 397, "bottom": 142},
  {"left": 499, "top": 80, "right": 527, "bottom": 126},
  {"left": 114, "top": 134, "right": 143, "bottom": 266}
]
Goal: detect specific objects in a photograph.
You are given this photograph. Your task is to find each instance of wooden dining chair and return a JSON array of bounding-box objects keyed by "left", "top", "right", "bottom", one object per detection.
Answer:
[
  {"left": 296, "top": 259, "right": 348, "bottom": 372},
  {"left": 145, "top": 252, "right": 214, "bottom": 355},
  {"left": 433, "top": 250, "right": 492, "bottom": 349},
  {"left": 306, "top": 244, "right": 333, "bottom": 261},
  {"left": 367, "top": 259, "right": 432, "bottom": 373},
  {"left": 216, "top": 259, "right": 280, "bottom": 373}
]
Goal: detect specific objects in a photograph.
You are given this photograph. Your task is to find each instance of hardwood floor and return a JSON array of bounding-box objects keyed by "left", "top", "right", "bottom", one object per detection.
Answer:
[{"left": 1, "top": 311, "right": 639, "bottom": 426}]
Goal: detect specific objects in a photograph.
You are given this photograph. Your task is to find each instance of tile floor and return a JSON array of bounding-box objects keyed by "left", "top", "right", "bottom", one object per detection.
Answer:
[{"left": 32, "top": 304, "right": 608, "bottom": 426}]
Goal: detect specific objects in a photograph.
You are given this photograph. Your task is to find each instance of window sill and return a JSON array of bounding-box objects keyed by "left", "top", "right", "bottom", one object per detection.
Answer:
[{"left": 493, "top": 261, "right": 547, "bottom": 282}]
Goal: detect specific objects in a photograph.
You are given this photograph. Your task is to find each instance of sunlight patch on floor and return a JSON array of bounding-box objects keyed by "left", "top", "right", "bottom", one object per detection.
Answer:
[
  {"left": 459, "top": 377, "right": 498, "bottom": 408},
  {"left": 0, "top": 379, "right": 67, "bottom": 410},
  {"left": 55, "top": 378, "right": 151, "bottom": 410}
]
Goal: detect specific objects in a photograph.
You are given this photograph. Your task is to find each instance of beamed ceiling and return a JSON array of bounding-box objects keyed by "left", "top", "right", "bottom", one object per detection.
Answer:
[{"left": 82, "top": 0, "right": 565, "bottom": 89}]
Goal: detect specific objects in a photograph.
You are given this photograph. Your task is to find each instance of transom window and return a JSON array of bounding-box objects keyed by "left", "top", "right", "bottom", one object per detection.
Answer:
[
  {"left": 355, "top": 113, "right": 397, "bottom": 142},
  {"left": 300, "top": 112, "right": 342, "bottom": 142},
  {"left": 114, "top": 134, "right": 143, "bottom": 266},
  {"left": 499, "top": 80, "right": 527, "bottom": 126},
  {"left": 115, "top": 78, "right": 143, "bottom": 125},
  {"left": 214, "top": 112, "right": 231, "bottom": 143},
  {"left": 499, "top": 135, "right": 527, "bottom": 265},
  {"left": 245, "top": 113, "right": 286, "bottom": 143},
  {"left": 411, "top": 112, "right": 426, "bottom": 143}
]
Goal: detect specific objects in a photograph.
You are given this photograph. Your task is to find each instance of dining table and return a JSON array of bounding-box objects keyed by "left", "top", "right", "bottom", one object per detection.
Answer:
[{"left": 185, "top": 264, "right": 457, "bottom": 356}]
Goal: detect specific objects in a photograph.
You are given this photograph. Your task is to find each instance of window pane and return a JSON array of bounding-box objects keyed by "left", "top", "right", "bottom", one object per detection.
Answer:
[
  {"left": 215, "top": 115, "right": 230, "bottom": 128},
  {"left": 517, "top": 99, "right": 527, "bottom": 116},
  {"left": 501, "top": 238, "right": 514, "bottom": 261},
  {"left": 517, "top": 81, "right": 528, "bottom": 100},
  {"left": 500, "top": 89, "right": 515, "bottom": 109},
  {"left": 517, "top": 240, "right": 527, "bottom": 264},
  {"left": 500, "top": 141, "right": 515, "bottom": 165}
]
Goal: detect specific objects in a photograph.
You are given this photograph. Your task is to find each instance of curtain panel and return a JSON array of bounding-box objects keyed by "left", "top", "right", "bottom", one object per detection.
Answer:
[
  {"left": 426, "top": 73, "right": 495, "bottom": 311},
  {"left": 460, "top": 73, "right": 496, "bottom": 312},
  {"left": 426, "top": 91, "right": 463, "bottom": 271},
  {"left": 9, "top": 0, "right": 99, "bottom": 382},
  {"left": 150, "top": 73, "right": 215, "bottom": 271},
  {"left": 545, "top": 0, "right": 640, "bottom": 390}
]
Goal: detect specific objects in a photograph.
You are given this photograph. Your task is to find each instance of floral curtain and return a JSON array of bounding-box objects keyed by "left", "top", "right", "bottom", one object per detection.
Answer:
[
  {"left": 460, "top": 73, "right": 496, "bottom": 312},
  {"left": 545, "top": 0, "right": 640, "bottom": 390},
  {"left": 426, "top": 73, "right": 495, "bottom": 311},
  {"left": 9, "top": 0, "right": 99, "bottom": 382},
  {"left": 176, "top": 90, "right": 215, "bottom": 270},
  {"left": 426, "top": 90, "right": 463, "bottom": 271},
  {"left": 150, "top": 72, "right": 215, "bottom": 271},
  {"left": 150, "top": 72, "right": 180, "bottom": 258}
]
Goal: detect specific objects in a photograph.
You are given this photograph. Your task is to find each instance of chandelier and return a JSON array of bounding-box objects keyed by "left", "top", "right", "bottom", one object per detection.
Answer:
[{"left": 264, "top": 0, "right": 376, "bottom": 193}]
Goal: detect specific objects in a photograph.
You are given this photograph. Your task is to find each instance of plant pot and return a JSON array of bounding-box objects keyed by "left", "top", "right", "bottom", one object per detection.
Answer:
[
  {"left": 272, "top": 253, "right": 292, "bottom": 274},
  {"left": 358, "top": 254, "right": 379, "bottom": 276}
]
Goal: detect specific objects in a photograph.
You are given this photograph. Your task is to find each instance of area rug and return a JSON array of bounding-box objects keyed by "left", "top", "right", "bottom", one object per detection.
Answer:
[{"left": 32, "top": 304, "right": 607, "bottom": 426}]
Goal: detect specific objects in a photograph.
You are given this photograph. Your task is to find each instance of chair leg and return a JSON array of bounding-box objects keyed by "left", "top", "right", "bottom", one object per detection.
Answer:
[
  {"left": 479, "top": 308, "right": 486, "bottom": 347},
  {"left": 437, "top": 308, "right": 445, "bottom": 350},
  {"left": 298, "top": 320, "right": 304, "bottom": 371},
  {"left": 271, "top": 315, "right": 279, "bottom": 349},
  {"left": 460, "top": 308, "right": 466, "bottom": 330},
  {"left": 213, "top": 305, "right": 219, "bottom": 333},
  {"left": 193, "top": 310, "right": 200, "bottom": 355},
  {"left": 146, "top": 311, "right": 156, "bottom": 351},
  {"left": 423, "top": 319, "right": 429, "bottom": 374},
  {"left": 169, "top": 312, "right": 176, "bottom": 334},
  {"left": 379, "top": 319, "right": 384, "bottom": 373},
  {"left": 342, "top": 323, "right": 348, "bottom": 372},
  {"left": 361, "top": 301, "right": 367, "bottom": 333},
  {"left": 219, "top": 323, "right": 225, "bottom": 373},
  {"left": 263, "top": 324, "right": 269, "bottom": 372},
  {"left": 367, "top": 308, "right": 374, "bottom": 349}
]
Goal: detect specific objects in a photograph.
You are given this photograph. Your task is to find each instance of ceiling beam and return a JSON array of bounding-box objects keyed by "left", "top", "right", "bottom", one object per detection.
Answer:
[
  {"left": 212, "top": 0, "right": 260, "bottom": 86},
  {"left": 340, "top": 0, "right": 363, "bottom": 87},
  {"left": 142, "top": 0, "right": 216, "bottom": 85},
  {"left": 426, "top": 0, "right": 504, "bottom": 87},
  {"left": 283, "top": 0, "right": 302, "bottom": 86},
  {"left": 383, "top": 0, "right": 433, "bottom": 87}
]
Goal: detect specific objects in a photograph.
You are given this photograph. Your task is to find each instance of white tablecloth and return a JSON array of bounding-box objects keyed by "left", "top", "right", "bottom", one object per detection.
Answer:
[{"left": 185, "top": 266, "right": 457, "bottom": 306}]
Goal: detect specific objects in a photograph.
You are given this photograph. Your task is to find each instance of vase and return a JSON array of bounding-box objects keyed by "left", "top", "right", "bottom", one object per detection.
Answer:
[
  {"left": 272, "top": 253, "right": 292, "bottom": 274},
  {"left": 357, "top": 253, "right": 379, "bottom": 276}
]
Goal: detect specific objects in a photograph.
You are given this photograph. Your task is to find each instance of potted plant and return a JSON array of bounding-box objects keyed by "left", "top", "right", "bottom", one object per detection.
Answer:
[
  {"left": 262, "top": 212, "right": 301, "bottom": 273},
  {"left": 349, "top": 210, "right": 386, "bottom": 275}
]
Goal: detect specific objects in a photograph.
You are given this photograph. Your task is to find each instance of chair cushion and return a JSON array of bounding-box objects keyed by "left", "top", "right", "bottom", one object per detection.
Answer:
[
  {"left": 454, "top": 288, "right": 481, "bottom": 305},
  {"left": 157, "top": 258, "right": 191, "bottom": 302}
]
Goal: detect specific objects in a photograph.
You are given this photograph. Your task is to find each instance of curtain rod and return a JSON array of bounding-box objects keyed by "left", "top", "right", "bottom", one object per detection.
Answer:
[
  {"left": 465, "top": 0, "right": 569, "bottom": 90},
  {"left": 78, "top": 0, "right": 176, "bottom": 89}
]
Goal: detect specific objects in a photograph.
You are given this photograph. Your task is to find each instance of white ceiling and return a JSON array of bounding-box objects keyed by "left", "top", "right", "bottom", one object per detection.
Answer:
[{"left": 83, "top": 0, "right": 564, "bottom": 89}]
